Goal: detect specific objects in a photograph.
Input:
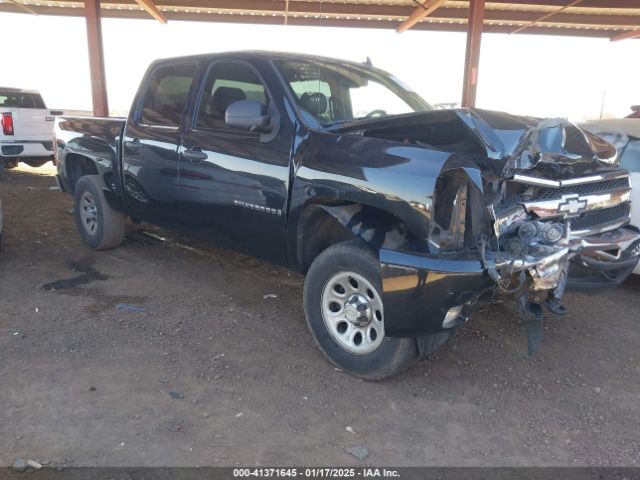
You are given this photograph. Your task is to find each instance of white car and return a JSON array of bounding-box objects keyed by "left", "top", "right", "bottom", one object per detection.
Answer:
[
  {"left": 0, "top": 87, "right": 58, "bottom": 169},
  {"left": 582, "top": 118, "right": 640, "bottom": 274}
]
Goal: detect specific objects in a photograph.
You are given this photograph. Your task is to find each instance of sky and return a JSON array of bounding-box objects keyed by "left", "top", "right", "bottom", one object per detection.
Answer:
[{"left": 1, "top": 11, "right": 638, "bottom": 120}]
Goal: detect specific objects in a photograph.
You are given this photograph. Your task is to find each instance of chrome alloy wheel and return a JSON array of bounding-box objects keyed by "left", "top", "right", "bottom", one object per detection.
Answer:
[
  {"left": 321, "top": 271, "right": 385, "bottom": 355},
  {"left": 79, "top": 191, "right": 99, "bottom": 236}
]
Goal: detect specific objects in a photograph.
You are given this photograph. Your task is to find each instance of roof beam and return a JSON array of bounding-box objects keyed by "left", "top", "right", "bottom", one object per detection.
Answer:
[
  {"left": 488, "top": 0, "right": 639, "bottom": 7},
  {"left": 511, "top": 0, "right": 583, "bottom": 34},
  {"left": 0, "top": 4, "right": 630, "bottom": 38},
  {"left": 133, "top": 0, "right": 167, "bottom": 23},
  {"left": 6, "top": 0, "right": 38, "bottom": 15},
  {"left": 396, "top": 0, "right": 447, "bottom": 33},
  {"left": 93, "top": 0, "right": 640, "bottom": 27},
  {"left": 157, "top": 2, "right": 640, "bottom": 28},
  {"left": 611, "top": 28, "right": 640, "bottom": 41},
  {"left": 141, "top": 0, "right": 640, "bottom": 13},
  {"left": 5, "top": 0, "right": 632, "bottom": 28}
]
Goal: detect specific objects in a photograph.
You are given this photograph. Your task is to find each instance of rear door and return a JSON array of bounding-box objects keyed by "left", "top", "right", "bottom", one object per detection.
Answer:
[
  {"left": 0, "top": 90, "right": 53, "bottom": 140},
  {"left": 121, "top": 61, "right": 198, "bottom": 228},
  {"left": 178, "top": 60, "right": 291, "bottom": 263}
]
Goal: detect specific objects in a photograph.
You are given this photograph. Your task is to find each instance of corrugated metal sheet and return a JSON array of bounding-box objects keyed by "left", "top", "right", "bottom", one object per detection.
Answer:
[{"left": 0, "top": 0, "right": 638, "bottom": 38}]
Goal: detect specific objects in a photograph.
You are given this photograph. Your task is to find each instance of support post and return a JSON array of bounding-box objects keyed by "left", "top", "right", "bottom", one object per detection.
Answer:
[
  {"left": 461, "top": 0, "right": 485, "bottom": 108},
  {"left": 85, "top": 0, "right": 109, "bottom": 117},
  {"left": 611, "top": 28, "right": 640, "bottom": 42}
]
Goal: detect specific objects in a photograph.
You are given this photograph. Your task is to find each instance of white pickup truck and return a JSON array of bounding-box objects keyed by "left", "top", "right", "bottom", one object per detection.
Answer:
[{"left": 1, "top": 87, "right": 59, "bottom": 169}]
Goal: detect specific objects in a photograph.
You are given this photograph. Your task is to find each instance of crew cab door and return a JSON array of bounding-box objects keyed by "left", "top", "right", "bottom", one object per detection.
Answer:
[
  {"left": 178, "top": 60, "right": 291, "bottom": 263},
  {"left": 121, "top": 61, "right": 197, "bottom": 228}
]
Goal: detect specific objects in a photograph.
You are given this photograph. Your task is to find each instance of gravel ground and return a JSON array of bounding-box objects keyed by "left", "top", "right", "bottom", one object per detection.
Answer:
[{"left": 1, "top": 164, "right": 640, "bottom": 467}]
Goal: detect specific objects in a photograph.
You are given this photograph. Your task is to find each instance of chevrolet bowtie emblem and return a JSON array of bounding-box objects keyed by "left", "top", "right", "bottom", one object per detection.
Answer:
[{"left": 557, "top": 195, "right": 587, "bottom": 217}]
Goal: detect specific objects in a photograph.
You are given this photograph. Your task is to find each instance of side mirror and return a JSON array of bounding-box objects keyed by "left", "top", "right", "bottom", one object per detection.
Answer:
[{"left": 225, "top": 100, "right": 271, "bottom": 133}]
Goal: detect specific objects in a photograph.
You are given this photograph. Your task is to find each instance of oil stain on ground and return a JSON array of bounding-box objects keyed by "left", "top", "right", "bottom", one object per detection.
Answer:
[{"left": 41, "top": 258, "right": 108, "bottom": 291}]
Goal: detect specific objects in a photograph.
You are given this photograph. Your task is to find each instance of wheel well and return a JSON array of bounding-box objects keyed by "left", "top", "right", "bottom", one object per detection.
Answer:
[
  {"left": 431, "top": 169, "right": 484, "bottom": 252},
  {"left": 65, "top": 153, "right": 99, "bottom": 193},
  {"left": 296, "top": 203, "right": 415, "bottom": 273},
  {"left": 296, "top": 205, "right": 356, "bottom": 273}
]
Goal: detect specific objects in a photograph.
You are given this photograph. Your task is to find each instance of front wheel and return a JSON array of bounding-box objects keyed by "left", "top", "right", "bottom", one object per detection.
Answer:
[
  {"left": 74, "top": 175, "right": 126, "bottom": 250},
  {"left": 303, "top": 240, "right": 448, "bottom": 380}
]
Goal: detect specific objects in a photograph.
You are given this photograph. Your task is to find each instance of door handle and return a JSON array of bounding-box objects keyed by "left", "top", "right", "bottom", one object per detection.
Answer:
[
  {"left": 125, "top": 139, "right": 143, "bottom": 151},
  {"left": 182, "top": 147, "right": 208, "bottom": 163}
]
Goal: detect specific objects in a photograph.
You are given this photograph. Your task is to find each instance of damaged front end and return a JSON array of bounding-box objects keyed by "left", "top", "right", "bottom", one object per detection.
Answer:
[
  {"left": 481, "top": 119, "right": 640, "bottom": 353},
  {"left": 378, "top": 112, "right": 640, "bottom": 353}
]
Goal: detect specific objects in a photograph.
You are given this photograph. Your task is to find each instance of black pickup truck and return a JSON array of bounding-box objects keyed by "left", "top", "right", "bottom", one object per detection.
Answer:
[{"left": 55, "top": 52, "right": 640, "bottom": 379}]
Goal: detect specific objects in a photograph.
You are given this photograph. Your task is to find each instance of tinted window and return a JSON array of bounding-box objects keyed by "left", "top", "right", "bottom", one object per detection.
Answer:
[
  {"left": 0, "top": 91, "right": 46, "bottom": 109},
  {"left": 138, "top": 63, "right": 196, "bottom": 127},
  {"left": 287, "top": 78, "right": 333, "bottom": 125},
  {"left": 195, "top": 62, "right": 267, "bottom": 131}
]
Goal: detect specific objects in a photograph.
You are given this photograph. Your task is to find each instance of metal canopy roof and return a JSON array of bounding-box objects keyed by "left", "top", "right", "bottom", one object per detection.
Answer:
[
  {"left": 1, "top": 0, "right": 639, "bottom": 40},
  {"left": 4, "top": 0, "right": 637, "bottom": 117}
]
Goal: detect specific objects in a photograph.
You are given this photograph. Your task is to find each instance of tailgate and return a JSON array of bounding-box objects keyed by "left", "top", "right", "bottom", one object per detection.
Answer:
[{"left": 11, "top": 108, "right": 55, "bottom": 139}]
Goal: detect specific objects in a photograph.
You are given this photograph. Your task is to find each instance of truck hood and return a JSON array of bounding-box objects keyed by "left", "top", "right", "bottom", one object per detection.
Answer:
[{"left": 329, "top": 108, "right": 619, "bottom": 180}]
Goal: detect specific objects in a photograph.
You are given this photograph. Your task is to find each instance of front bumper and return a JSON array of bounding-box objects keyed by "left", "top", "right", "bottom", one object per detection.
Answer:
[
  {"left": 380, "top": 225, "right": 640, "bottom": 337},
  {"left": 567, "top": 226, "right": 640, "bottom": 290},
  {"left": 380, "top": 250, "right": 495, "bottom": 337}
]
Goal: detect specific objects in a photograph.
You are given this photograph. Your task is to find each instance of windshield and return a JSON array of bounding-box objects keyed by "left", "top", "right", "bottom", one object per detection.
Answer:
[{"left": 274, "top": 59, "right": 431, "bottom": 127}]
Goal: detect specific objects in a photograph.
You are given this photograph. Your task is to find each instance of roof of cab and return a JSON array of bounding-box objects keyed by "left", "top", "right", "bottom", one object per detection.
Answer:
[
  {"left": 0, "top": 87, "right": 41, "bottom": 94},
  {"left": 153, "top": 50, "right": 375, "bottom": 70}
]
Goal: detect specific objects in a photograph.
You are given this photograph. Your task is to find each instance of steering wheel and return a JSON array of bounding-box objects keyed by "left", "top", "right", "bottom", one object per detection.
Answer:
[{"left": 365, "top": 109, "right": 387, "bottom": 118}]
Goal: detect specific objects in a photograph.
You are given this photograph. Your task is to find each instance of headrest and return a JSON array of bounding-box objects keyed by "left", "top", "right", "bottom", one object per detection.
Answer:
[
  {"left": 300, "top": 92, "right": 328, "bottom": 116},
  {"left": 212, "top": 87, "right": 247, "bottom": 116}
]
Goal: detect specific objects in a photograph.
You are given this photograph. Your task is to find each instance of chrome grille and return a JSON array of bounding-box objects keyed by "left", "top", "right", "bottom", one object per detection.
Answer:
[
  {"left": 498, "top": 172, "right": 631, "bottom": 236},
  {"left": 498, "top": 176, "right": 630, "bottom": 211},
  {"left": 571, "top": 203, "right": 631, "bottom": 233},
  {"left": 535, "top": 177, "right": 629, "bottom": 199}
]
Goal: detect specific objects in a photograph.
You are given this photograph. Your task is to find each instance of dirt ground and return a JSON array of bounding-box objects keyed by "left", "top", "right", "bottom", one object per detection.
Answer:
[{"left": 1, "top": 164, "right": 640, "bottom": 467}]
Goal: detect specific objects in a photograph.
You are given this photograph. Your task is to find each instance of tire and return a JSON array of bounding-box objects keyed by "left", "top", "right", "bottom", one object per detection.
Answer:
[
  {"left": 2, "top": 158, "right": 18, "bottom": 169},
  {"left": 303, "top": 240, "right": 448, "bottom": 380},
  {"left": 74, "top": 175, "right": 125, "bottom": 250}
]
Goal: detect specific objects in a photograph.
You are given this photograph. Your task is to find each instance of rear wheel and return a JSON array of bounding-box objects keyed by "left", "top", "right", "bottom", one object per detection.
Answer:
[
  {"left": 1, "top": 158, "right": 18, "bottom": 169},
  {"left": 74, "top": 175, "right": 125, "bottom": 250},
  {"left": 303, "top": 240, "right": 448, "bottom": 380}
]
